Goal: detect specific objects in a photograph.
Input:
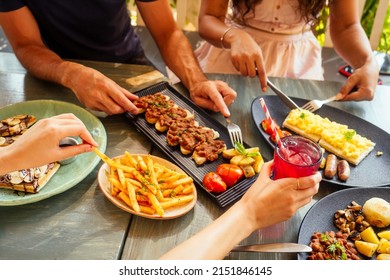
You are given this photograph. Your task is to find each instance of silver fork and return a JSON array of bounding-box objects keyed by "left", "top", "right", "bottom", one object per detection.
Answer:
[
  {"left": 301, "top": 95, "right": 338, "bottom": 113},
  {"left": 226, "top": 118, "right": 243, "bottom": 146}
]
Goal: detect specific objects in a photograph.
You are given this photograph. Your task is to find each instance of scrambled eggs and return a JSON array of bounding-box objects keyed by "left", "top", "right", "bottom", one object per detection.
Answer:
[{"left": 284, "top": 109, "right": 375, "bottom": 164}]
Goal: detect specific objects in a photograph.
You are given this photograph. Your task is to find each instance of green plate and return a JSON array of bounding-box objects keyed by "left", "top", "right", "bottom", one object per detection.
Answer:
[{"left": 0, "top": 100, "right": 107, "bottom": 206}]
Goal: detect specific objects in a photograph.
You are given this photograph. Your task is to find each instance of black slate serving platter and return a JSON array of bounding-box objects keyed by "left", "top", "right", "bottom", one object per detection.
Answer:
[
  {"left": 297, "top": 187, "right": 390, "bottom": 260},
  {"left": 126, "top": 82, "right": 259, "bottom": 208},
  {"left": 251, "top": 95, "right": 390, "bottom": 188}
]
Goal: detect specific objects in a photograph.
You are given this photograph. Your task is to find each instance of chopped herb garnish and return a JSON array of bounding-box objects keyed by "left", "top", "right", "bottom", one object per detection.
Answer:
[
  {"left": 299, "top": 112, "right": 306, "bottom": 119},
  {"left": 327, "top": 242, "right": 347, "bottom": 260},
  {"left": 234, "top": 142, "right": 260, "bottom": 157},
  {"left": 344, "top": 129, "right": 356, "bottom": 141},
  {"left": 320, "top": 233, "right": 330, "bottom": 242}
]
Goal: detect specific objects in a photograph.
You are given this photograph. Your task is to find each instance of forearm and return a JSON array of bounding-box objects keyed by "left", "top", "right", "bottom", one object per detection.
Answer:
[
  {"left": 14, "top": 45, "right": 69, "bottom": 84},
  {"left": 14, "top": 45, "right": 87, "bottom": 92},
  {"left": 329, "top": 0, "right": 376, "bottom": 70},
  {"left": 331, "top": 24, "right": 375, "bottom": 69},
  {"left": 160, "top": 202, "right": 255, "bottom": 260},
  {"left": 158, "top": 29, "right": 207, "bottom": 90},
  {"left": 198, "top": 0, "right": 231, "bottom": 48},
  {"left": 198, "top": 16, "right": 231, "bottom": 48}
]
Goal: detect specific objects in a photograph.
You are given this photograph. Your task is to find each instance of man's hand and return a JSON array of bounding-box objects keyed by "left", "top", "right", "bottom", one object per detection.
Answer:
[
  {"left": 189, "top": 80, "right": 237, "bottom": 117},
  {"left": 64, "top": 63, "right": 140, "bottom": 115}
]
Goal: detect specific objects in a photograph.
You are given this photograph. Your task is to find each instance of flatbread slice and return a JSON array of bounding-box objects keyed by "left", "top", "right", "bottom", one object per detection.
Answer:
[
  {"left": 318, "top": 138, "right": 375, "bottom": 166},
  {"left": 0, "top": 162, "right": 60, "bottom": 193},
  {"left": 0, "top": 114, "right": 37, "bottom": 137}
]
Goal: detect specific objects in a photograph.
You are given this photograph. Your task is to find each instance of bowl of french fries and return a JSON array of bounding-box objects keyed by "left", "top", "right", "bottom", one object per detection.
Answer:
[{"left": 95, "top": 149, "right": 197, "bottom": 219}]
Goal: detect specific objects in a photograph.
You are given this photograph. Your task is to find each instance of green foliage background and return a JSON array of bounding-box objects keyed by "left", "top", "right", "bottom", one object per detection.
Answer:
[
  {"left": 129, "top": 0, "right": 390, "bottom": 52},
  {"left": 314, "top": 0, "right": 390, "bottom": 52}
]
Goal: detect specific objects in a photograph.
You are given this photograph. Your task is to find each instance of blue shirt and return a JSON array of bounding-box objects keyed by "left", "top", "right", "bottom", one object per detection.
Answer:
[{"left": 0, "top": 0, "right": 154, "bottom": 63}]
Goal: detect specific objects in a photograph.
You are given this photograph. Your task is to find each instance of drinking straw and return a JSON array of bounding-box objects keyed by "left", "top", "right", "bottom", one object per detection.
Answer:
[{"left": 259, "top": 98, "right": 283, "bottom": 148}]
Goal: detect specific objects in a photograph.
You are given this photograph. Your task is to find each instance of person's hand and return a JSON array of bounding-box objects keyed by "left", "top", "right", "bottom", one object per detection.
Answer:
[
  {"left": 189, "top": 80, "right": 237, "bottom": 117},
  {"left": 64, "top": 63, "right": 140, "bottom": 115},
  {"left": 336, "top": 60, "right": 379, "bottom": 101},
  {"left": 1, "top": 113, "right": 98, "bottom": 172},
  {"left": 229, "top": 29, "right": 267, "bottom": 92},
  {"left": 238, "top": 161, "right": 321, "bottom": 231}
]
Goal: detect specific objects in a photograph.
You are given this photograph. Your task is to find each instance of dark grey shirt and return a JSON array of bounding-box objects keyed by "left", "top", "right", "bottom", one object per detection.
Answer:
[{"left": 0, "top": 0, "right": 155, "bottom": 63}]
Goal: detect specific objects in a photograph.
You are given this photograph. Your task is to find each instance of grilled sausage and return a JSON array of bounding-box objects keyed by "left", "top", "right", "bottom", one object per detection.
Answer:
[
  {"left": 324, "top": 154, "right": 338, "bottom": 179},
  {"left": 337, "top": 160, "right": 350, "bottom": 181}
]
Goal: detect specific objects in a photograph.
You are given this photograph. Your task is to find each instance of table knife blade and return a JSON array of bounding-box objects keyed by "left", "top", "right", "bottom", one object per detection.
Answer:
[
  {"left": 231, "top": 243, "right": 312, "bottom": 253},
  {"left": 267, "top": 79, "right": 301, "bottom": 110}
]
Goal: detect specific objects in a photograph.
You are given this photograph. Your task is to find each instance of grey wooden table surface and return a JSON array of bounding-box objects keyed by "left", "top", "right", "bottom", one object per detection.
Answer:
[{"left": 0, "top": 52, "right": 389, "bottom": 260}]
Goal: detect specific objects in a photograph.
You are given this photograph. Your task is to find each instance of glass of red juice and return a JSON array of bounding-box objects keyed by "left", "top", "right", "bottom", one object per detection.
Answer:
[{"left": 273, "top": 135, "right": 322, "bottom": 179}]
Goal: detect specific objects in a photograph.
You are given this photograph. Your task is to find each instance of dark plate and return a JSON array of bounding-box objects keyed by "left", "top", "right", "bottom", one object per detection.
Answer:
[
  {"left": 126, "top": 82, "right": 258, "bottom": 208},
  {"left": 251, "top": 95, "right": 390, "bottom": 187},
  {"left": 297, "top": 187, "right": 390, "bottom": 260}
]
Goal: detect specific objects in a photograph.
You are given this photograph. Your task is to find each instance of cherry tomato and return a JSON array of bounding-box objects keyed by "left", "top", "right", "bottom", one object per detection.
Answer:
[
  {"left": 270, "top": 129, "right": 291, "bottom": 144},
  {"left": 261, "top": 118, "right": 280, "bottom": 135},
  {"left": 216, "top": 164, "right": 244, "bottom": 187},
  {"left": 202, "top": 172, "right": 227, "bottom": 193}
]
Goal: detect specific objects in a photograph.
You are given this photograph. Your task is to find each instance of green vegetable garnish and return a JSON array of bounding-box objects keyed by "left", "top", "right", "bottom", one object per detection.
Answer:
[
  {"left": 299, "top": 112, "right": 306, "bottom": 119},
  {"left": 327, "top": 242, "right": 347, "bottom": 260},
  {"left": 234, "top": 142, "right": 260, "bottom": 157},
  {"left": 344, "top": 129, "right": 356, "bottom": 141},
  {"left": 321, "top": 233, "right": 330, "bottom": 242}
]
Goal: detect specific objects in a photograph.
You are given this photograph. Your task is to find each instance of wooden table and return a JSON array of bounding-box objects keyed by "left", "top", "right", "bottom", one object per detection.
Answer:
[{"left": 0, "top": 52, "right": 389, "bottom": 260}]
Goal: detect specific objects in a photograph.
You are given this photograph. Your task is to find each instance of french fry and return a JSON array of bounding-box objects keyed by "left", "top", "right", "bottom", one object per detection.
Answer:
[
  {"left": 146, "top": 156, "right": 158, "bottom": 186},
  {"left": 117, "top": 167, "right": 126, "bottom": 189},
  {"left": 182, "top": 185, "right": 194, "bottom": 195},
  {"left": 146, "top": 192, "right": 164, "bottom": 216},
  {"left": 126, "top": 180, "right": 141, "bottom": 212},
  {"left": 139, "top": 205, "right": 156, "bottom": 215},
  {"left": 108, "top": 161, "right": 158, "bottom": 194},
  {"left": 173, "top": 184, "right": 184, "bottom": 195},
  {"left": 161, "top": 184, "right": 184, "bottom": 199},
  {"left": 171, "top": 177, "right": 193, "bottom": 187},
  {"left": 117, "top": 192, "right": 132, "bottom": 208},
  {"left": 135, "top": 155, "right": 145, "bottom": 171},
  {"left": 154, "top": 168, "right": 165, "bottom": 180},
  {"left": 155, "top": 189, "right": 164, "bottom": 201},
  {"left": 111, "top": 185, "right": 120, "bottom": 196},
  {"left": 136, "top": 194, "right": 149, "bottom": 202},
  {"left": 160, "top": 195, "right": 194, "bottom": 209},
  {"left": 127, "top": 178, "right": 143, "bottom": 189},
  {"left": 130, "top": 169, "right": 158, "bottom": 194},
  {"left": 159, "top": 173, "right": 183, "bottom": 184},
  {"left": 96, "top": 149, "right": 195, "bottom": 217},
  {"left": 154, "top": 163, "right": 182, "bottom": 176},
  {"left": 109, "top": 177, "right": 127, "bottom": 194},
  {"left": 93, "top": 148, "right": 114, "bottom": 165},
  {"left": 162, "top": 189, "right": 173, "bottom": 197},
  {"left": 124, "top": 151, "right": 139, "bottom": 168}
]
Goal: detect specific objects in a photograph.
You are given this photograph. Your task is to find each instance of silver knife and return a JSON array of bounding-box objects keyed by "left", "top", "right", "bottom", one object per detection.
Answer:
[
  {"left": 267, "top": 79, "right": 301, "bottom": 110},
  {"left": 231, "top": 243, "right": 312, "bottom": 253}
]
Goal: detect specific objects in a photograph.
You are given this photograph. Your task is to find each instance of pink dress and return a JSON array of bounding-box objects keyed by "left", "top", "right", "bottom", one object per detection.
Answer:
[{"left": 194, "top": 0, "right": 324, "bottom": 80}]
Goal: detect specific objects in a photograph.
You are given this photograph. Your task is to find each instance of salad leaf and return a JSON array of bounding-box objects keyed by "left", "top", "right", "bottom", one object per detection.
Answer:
[
  {"left": 234, "top": 142, "right": 260, "bottom": 157},
  {"left": 234, "top": 142, "right": 247, "bottom": 155}
]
